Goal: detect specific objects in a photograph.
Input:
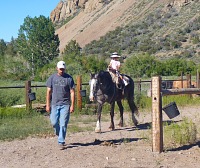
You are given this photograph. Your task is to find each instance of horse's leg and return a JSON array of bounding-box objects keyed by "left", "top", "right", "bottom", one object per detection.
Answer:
[
  {"left": 117, "top": 100, "right": 124, "bottom": 127},
  {"left": 127, "top": 98, "right": 139, "bottom": 126},
  {"left": 95, "top": 103, "right": 103, "bottom": 133},
  {"left": 109, "top": 101, "right": 115, "bottom": 131}
]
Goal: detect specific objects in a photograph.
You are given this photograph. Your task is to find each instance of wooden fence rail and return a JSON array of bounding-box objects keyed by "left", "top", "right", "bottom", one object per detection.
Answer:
[
  {"left": 0, "top": 73, "right": 196, "bottom": 111},
  {"left": 0, "top": 77, "right": 152, "bottom": 110}
]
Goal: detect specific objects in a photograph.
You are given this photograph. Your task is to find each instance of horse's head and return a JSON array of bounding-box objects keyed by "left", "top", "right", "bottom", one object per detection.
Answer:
[
  {"left": 89, "top": 71, "right": 114, "bottom": 102},
  {"left": 89, "top": 73, "right": 98, "bottom": 101}
]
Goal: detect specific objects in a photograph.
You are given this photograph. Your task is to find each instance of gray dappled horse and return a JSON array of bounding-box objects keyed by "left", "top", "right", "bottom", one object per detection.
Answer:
[{"left": 89, "top": 70, "right": 139, "bottom": 133}]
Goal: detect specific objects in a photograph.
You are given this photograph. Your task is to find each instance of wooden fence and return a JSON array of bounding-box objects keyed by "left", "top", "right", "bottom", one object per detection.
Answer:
[
  {"left": 152, "top": 72, "right": 200, "bottom": 153},
  {"left": 0, "top": 76, "right": 88, "bottom": 111},
  {"left": 0, "top": 73, "right": 199, "bottom": 112}
]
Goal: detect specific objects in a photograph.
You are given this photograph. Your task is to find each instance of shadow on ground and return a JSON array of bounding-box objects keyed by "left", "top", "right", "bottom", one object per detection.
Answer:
[
  {"left": 166, "top": 140, "right": 200, "bottom": 152},
  {"left": 67, "top": 137, "right": 144, "bottom": 149}
]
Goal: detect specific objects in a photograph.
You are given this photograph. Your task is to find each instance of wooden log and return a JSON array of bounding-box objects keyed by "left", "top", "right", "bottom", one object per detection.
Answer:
[{"left": 162, "top": 88, "right": 200, "bottom": 96}]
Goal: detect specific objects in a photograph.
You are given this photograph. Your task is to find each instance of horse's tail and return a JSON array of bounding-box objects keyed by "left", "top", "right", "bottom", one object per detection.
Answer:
[
  {"left": 133, "top": 102, "right": 139, "bottom": 117},
  {"left": 126, "top": 75, "right": 140, "bottom": 117}
]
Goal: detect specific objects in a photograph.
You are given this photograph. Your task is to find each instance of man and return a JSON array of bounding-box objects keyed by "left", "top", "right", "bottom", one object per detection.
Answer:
[{"left": 46, "top": 60, "right": 75, "bottom": 150}]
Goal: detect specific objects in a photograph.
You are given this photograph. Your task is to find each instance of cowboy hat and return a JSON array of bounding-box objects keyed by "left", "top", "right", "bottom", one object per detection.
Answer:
[{"left": 110, "top": 52, "right": 121, "bottom": 58}]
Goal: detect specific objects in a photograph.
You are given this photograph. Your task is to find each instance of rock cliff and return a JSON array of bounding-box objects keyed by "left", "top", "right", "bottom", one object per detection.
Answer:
[
  {"left": 50, "top": 0, "right": 194, "bottom": 23},
  {"left": 50, "top": 0, "right": 105, "bottom": 23},
  {"left": 50, "top": 0, "right": 197, "bottom": 52}
]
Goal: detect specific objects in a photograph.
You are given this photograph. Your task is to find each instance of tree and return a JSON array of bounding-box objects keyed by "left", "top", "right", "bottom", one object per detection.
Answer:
[
  {"left": 82, "top": 55, "right": 107, "bottom": 73},
  {"left": 123, "top": 54, "right": 159, "bottom": 78},
  {"left": 62, "top": 40, "right": 107, "bottom": 74},
  {"left": 16, "top": 15, "right": 59, "bottom": 78},
  {"left": 0, "top": 39, "right": 7, "bottom": 56},
  {"left": 6, "top": 37, "right": 17, "bottom": 56},
  {"left": 63, "top": 40, "right": 81, "bottom": 64},
  {"left": 0, "top": 39, "right": 7, "bottom": 75}
]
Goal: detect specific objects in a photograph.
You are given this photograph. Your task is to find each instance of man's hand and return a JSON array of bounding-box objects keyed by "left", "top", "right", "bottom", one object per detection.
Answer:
[
  {"left": 70, "top": 105, "right": 74, "bottom": 113},
  {"left": 46, "top": 105, "right": 51, "bottom": 113}
]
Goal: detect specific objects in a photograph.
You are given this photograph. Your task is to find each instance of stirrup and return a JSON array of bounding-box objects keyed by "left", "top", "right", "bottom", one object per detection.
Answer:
[{"left": 116, "top": 83, "right": 123, "bottom": 90}]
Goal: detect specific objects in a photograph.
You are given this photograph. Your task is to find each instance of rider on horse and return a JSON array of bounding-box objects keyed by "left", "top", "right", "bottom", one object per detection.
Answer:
[{"left": 108, "top": 52, "right": 128, "bottom": 88}]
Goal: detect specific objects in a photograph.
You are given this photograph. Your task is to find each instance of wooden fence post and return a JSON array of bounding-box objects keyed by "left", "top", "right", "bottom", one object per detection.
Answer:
[
  {"left": 76, "top": 75, "right": 82, "bottom": 111},
  {"left": 152, "top": 76, "right": 163, "bottom": 153},
  {"left": 138, "top": 78, "right": 141, "bottom": 94},
  {"left": 186, "top": 73, "right": 191, "bottom": 88},
  {"left": 187, "top": 74, "right": 192, "bottom": 98},
  {"left": 181, "top": 72, "right": 183, "bottom": 89},
  {"left": 197, "top": 69, "right": 200, "bottom": 88},
  {"left": 25, "top": 81, "right": 32, "bottom": 111}
]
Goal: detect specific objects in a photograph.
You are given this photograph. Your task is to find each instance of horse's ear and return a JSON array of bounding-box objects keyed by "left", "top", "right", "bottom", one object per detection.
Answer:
[{"left": 90, "top": 72, "right": 95, "bottom": 79}]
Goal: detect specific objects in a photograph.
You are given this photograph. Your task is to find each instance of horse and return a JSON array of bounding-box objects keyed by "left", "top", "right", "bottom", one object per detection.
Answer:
[{"left": 89, "top": 70, "right": 139, "bottom": 133}]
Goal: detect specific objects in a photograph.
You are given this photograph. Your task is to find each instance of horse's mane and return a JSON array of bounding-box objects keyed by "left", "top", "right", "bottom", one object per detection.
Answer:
[
  {"left": 98, "top": 70, "right": 113, "bottom": 91},
  {"left": 98, "top": 70, "right": 112, "bottom": 82}
]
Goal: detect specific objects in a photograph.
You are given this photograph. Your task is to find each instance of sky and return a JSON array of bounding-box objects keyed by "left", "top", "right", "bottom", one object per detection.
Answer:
[{"left": 0, "top": 0, "right": 60, "bottom": 42}]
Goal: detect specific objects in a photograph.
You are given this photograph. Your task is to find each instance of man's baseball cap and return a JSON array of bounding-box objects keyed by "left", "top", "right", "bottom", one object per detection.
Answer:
[{"left": 57, "top": 61, "right": 66, "bottom": 69}]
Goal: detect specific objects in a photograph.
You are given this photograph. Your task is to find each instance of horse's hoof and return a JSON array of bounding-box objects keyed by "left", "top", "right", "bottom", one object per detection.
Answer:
[
  {"left": 132, "top": 115, "right": 138, "bottom": 126},
  {"left": 118, "top": 123, "right": 123, "bottom": 127},
  {"left": 108, "top": 127, "right": 115, "bottom": 131},
  {"left": 133, "top": 121, "right": 138, "bottom": 127},
  {"left": 95, "top": 129, "right": 101, "bottom": 133}
]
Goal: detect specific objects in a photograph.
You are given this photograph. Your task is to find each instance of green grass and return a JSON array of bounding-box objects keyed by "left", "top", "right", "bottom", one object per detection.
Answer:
[
  {"left": 0, "top": 114, "right": 53, "bottom": 141},
  {"left": 0, "top": 107, "right": 102, "bottom": 141},
  {"left": 138, "top": 116, "right": 197, "bottom": 150},
  {"left": 68, "top": 124, "right": 94, "bottom": 133},
  {"left": 163, "top": 95, "right": 200, "bottom": 107},
  {"left": 0, "top": 80, "right": 46, "bottom": 106},
  {"left": 164, "top": 117, "right": 197, "bottom": 149}
]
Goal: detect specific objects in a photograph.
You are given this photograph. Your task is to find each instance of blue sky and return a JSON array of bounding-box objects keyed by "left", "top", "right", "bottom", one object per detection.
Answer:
[{"left": 0, "top": 0, "right": 60, "bottom": 42}]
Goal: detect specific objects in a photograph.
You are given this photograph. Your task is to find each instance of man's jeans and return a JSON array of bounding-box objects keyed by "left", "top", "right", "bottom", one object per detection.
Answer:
[{"left": 50, "top": 105, "right": 70, "bottom": 144}]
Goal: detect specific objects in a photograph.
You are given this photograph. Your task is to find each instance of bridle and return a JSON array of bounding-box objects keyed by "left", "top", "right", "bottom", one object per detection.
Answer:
[{"left": 89, "top": 77, "right": 102, "bottom": 99}]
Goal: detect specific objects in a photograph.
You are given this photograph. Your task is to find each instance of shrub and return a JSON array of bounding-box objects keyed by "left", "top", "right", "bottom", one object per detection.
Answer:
[
  {"left": 164, "top": 118, "right": 197, "bottom": 148},
  {"left": 0, "top": 89, "right": 23, "bottom": 107}
]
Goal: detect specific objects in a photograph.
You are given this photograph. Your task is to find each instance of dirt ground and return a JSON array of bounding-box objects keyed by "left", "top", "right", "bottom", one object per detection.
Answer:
[{"left": 0, "top": 106, "right": 200, "bottom": 168}]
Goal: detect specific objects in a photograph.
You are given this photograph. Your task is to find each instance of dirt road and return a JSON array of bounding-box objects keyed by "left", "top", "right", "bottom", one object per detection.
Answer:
[{"left": 0, "top": 106, "right": 200, "bottom": 168}]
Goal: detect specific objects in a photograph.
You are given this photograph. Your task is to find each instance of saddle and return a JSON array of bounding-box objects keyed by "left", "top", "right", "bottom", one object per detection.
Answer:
[{"left": 108, "top": 69, "right": 129, "bottom": 90}]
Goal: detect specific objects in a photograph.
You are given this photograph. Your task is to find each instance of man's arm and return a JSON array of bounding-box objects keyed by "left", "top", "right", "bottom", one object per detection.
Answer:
[
  {"left": 46, "top": 87, "right": 52, "bottom": 113},
  {"left": 70, "top": 88, "right": 75, "bottom": 113}
]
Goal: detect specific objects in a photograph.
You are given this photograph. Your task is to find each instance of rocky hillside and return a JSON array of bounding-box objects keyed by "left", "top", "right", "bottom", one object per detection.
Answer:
[{"left": 50, "top": 0, "right": 199, "bottom": 58}]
